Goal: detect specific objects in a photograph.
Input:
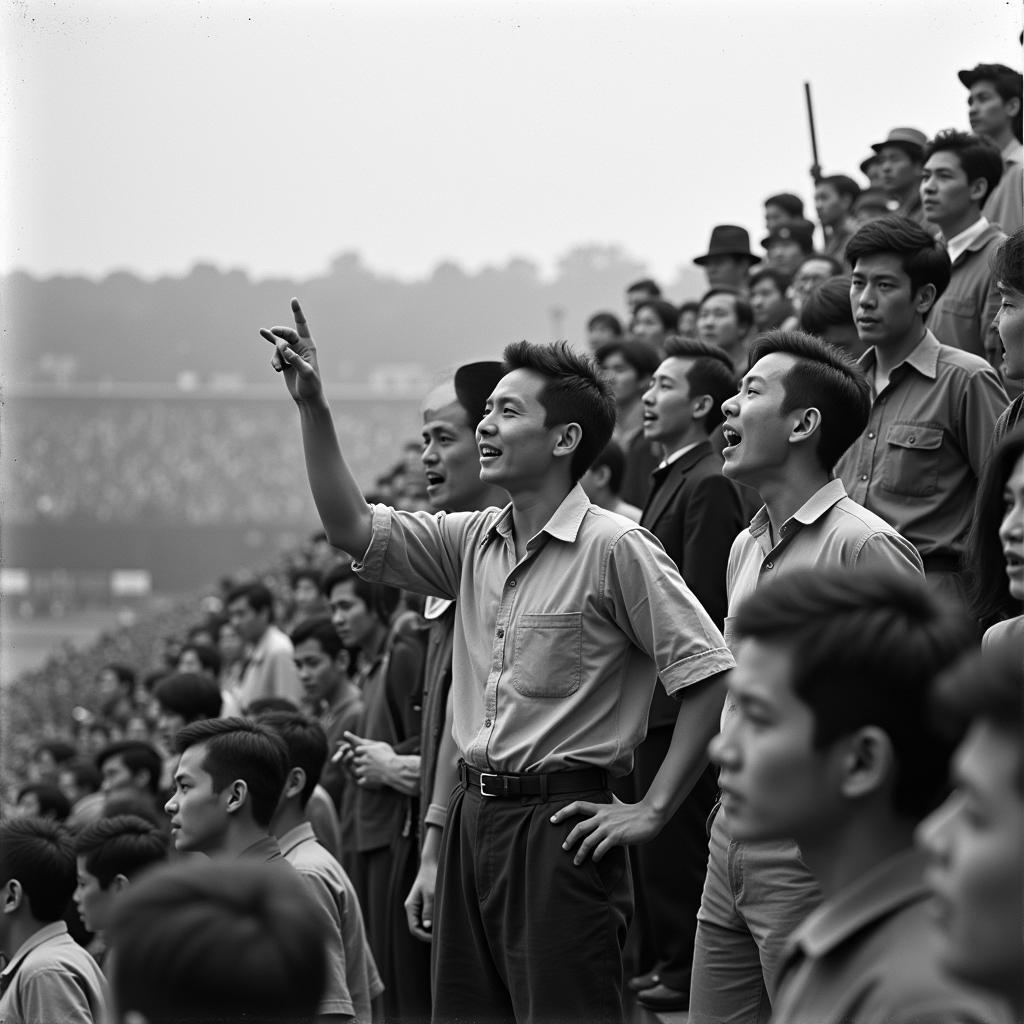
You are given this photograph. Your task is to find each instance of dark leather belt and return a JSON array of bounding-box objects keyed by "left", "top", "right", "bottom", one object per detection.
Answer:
[{"left": 459, "top": 760, "right": 608, "bottom": 799}]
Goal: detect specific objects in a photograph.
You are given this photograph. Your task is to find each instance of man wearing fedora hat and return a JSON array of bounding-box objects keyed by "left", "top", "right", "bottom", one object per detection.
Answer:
[
  {"left": 871, "top": 127, "right": 938, "bottom": 234},
  {"left": 959, "top": 63, "right": 1023, "bottom": 235},
  {"left": 694, "top": 226, "right": 760, "bottom": 292}
]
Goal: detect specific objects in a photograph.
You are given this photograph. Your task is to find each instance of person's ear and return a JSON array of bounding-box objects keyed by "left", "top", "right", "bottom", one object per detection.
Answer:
[
  {"left": 914, "top": 282, "right": 938, "bottom": 316},
  {"left": 110, "top": 873, "right": 131, "bottom": 895},
  {"left": 2, "top": 879, "right": 23, "bottom": 915},
  {"left": 691, "top": 394, "right": 714, "bottom": 422},
  {"left": 552, "top": 423, "right": 582, "bottom": 462},
  {"left": 838, "top": 726, "right": 894, "bottom": 800},
  {"left": 284, "top": 767, "right": 306, "bottom": 801},
  {"left": 968, "top": 176, "right": 989, "bottom": 205},
  {"left": 224, "top": 779, "right": 248, "bottom": 816},
  {"left": 789, "top": 407, "right": 822, "bottom": 448}
]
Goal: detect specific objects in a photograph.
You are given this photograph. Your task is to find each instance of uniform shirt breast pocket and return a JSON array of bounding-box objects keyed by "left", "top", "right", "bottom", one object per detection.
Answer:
[
  {"left": 943, "top": 296, "right": 978, "bottom": 321},
  {"left": 512, "top": 612, "right": 582, "bottom": 698},
  {"left": 880, "top": 423, "right": 944, "bottom": 497}
]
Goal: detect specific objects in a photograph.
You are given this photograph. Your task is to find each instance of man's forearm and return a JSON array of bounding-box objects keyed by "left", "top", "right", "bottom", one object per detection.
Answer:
[
  {"left": 641, "top": 671, "right": 727, "bottom": 824},
  {"left": 296, "top": 395, "right": 374, "bottom": 556}
]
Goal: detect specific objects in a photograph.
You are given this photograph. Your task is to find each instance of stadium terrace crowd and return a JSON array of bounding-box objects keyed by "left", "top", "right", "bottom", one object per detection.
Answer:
[{"left": 2, "top": 60, "right": 1023, "bottom": 1024}]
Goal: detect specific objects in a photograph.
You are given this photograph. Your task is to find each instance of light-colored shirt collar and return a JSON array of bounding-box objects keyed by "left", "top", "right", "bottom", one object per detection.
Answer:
[
  {"left": 1002, "top": 137, "right": 1023, "bottom": 166},
  {"left": 485, "top": 484, "right": 590, "bottom": 548},
  {"left": 657, "top": 440, "right": 703, "bottom": 471},
  {"left": 748, "top": 478, "right": 848, "bottom": 541},
  {"left": 278, "top": 821, "right": 316, "bottom": 857},
  {"left": 944, "top": 215, "right": 989, "bottom": 265},
  {"left": 0, "top": 921, "right": 68, "bottom": 981},
  {"left": 858, "top": 331, "right": 940, "bottom": 385}
]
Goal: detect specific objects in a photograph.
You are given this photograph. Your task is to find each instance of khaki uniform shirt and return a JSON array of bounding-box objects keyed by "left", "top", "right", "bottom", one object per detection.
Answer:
[{"left": 354, "top": 484, "right": 734, "bottom": 776}]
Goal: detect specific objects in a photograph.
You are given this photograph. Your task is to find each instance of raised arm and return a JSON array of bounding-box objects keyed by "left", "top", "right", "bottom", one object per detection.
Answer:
[{"left": 260, "top": 298, "right": 373, "bottom": 556}]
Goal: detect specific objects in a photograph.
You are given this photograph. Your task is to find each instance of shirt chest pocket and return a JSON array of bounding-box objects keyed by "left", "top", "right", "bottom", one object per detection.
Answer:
[
  {"left": 512, "top": 612, "right": 582, "bottom": 698},
  {"left": 880, "top": 423, "right": 944, "bottom": 497},
  {"left": 942, "top": 296, "right": 978, "bottom": 320}
]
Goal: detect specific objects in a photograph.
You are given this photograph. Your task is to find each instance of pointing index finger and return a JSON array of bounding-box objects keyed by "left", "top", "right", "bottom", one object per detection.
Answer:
[{"left": 291, "top": 297, "right": 310, "bottom": 337}]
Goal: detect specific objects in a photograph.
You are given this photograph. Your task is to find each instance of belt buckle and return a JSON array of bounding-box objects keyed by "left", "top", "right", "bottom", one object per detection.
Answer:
[{"left": 479, "top": 772, "right": 501, "bottom": 798}]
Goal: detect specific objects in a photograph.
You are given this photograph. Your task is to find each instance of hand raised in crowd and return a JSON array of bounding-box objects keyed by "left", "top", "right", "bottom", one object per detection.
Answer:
[{"left": 259, "top": 297, "right": 324, "bottom": 404}]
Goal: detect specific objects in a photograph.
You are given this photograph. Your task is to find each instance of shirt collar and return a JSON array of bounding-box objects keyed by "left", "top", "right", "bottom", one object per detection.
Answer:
[
  {"left": 791, "top": 848, "right": 929, "bottom": 959},
  {"left": 484, "top": 484, "right": 591, "bottom": 547},
  {"left": 747, "top": 479, "right": 848, "bottom": 542},
  {"left": 277, "top": 821, "right": 316, "bottom": 857},
  {"left": 236, "top": 835, "right": 283, "bottom": 862},
  {"left": 1002, "top": 138, "right": 1023, "bottom": 165},
  {"left": 945, "top": 215, "right": 989, "bottom": 265},
  {"left": 858, "top": 330, "right": 940, "bottom": 383},
  {"left": 657, "top": 440, "right": 705, "bottom": 471},
  {"left": 0, "top": 922, "right": 68, "bottom": 984}
]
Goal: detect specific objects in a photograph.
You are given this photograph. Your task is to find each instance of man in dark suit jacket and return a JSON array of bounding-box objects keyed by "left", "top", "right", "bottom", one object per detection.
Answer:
[{"left": 630, "top": 338, "right": 746, "bottom": 1012}]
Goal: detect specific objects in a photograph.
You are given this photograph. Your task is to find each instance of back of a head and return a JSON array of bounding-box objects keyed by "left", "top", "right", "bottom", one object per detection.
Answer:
[
  {"left": 75, "top": 814, "right": 169, "bottom": 887},
  {"left": 0, "top": 818, "right": 76, "bottom": 922},
  {"left": 502, "top": 340, "right": 617, "bottom": 483},
  {"left": 734, "top": 567, "right": 978, "bottom": 820},
  {"left": 256, "top": 712, "right": 329, "bottom": 810},
  {"left": 799, "top": 276, "right": 855, "bottom": 335},
  {"left": 748, "top": 329, "right": 871, "bottom": 470},
  {"left": 174, "top": 718, "right": 289, "bottom": 829},
  {"left": 155, "top": 672, "right": 223, "bottom": 724},
  {"left": 107, "top": 860, "right": 327, "bottom": 1024},
  {"left": 846, "top": 215, "right": 952, "bottom": 303}
]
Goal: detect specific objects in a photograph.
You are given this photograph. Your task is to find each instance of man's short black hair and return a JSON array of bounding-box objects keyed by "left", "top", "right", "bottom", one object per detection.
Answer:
[
  {"left": 846, "top": 215, "right": 952, "bottom": 305},
  {"left": 594, "top": 338, "right": 662, "bottom": 378},
  {"left": 96, "top": 740, "right": 163, "bottom": 796},
  {"left": 924, "top": 130, "right": 1004, "bottom": 206},
  {"left": 993, "top": 228, "right": 1024, "bottom": 294},
  {"left": 799, "top": 276, "right": 855, "bottom": 334},
  {"left": 74, "top": 814, "right": 169, "bottom": 888},
  {"left": 633, "top": 298, "right": 679, "bottom": 331},
  {"left": 179, "top": 642, "right": 222, "bottom": 678},
  {"left": 174, "top": 718, "right": 289, "bottom": 829},
  {"left": 662, "top": 337, "right": 739, "bottom": 432},
  {"left": 0, "top": 818, "right": 76, "bottom": 921},
  {"left": 818, "top": 174, "right": 862, "bottom": 204},
  {"left": 764, "top": 192, "right": 804, "bottom": 218},
  {"left": 290, "top": 614, "right": 344, "bottom": 661},
  {"left": 626, "top": 278, "right": 661, "bottom": 298},
  {"left": 257, "top": 712, "right": 329, "bottom": 809},
  {"left": 747, "top": 330, "right": 871, "bottom": 470},
  {"left": 107, "top": 860, "right": 327, "bottom": 1024},
  {"left": 16, "top": 784, "right": 71, "bottom": 822},
  {"left": 699, "top": 287, "right": 755, "bottom": 332},
  {"left": 586, "top": 311, "right": 623, "bottom": 336},
  {"left": 749, "top": 267, "right": 793, "bottom": 294},
  {"left": 155, "top": 673, "right": 223, "bottom": 724},
  {"left": 321, "top": 561, "right": 401, "bottom": 627},
  {"left": 502, "top": 340, "right": 617, "bottom": 484},
  {"left": 734, "top": 568, "right": 978, "bottom": 820},
  {"left": 225, "top": 581, "right": 276, "bottom": 623}
]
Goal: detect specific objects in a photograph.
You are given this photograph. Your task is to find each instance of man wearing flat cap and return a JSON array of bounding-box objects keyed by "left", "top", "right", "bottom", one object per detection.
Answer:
[
  {"left": 693, "top": 225, "right": 760, "bottom": 293},
  {"left": 871, "top": 127, "right": 938, "bottom": 234},
  {"left": 960, "top": 63, "right": 1023, "bottom": 235}
]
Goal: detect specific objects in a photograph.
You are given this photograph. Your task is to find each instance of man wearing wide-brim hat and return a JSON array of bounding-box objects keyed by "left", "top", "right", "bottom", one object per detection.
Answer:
[
  {"left": 870, "top": 127, "right": 938, "bottom": 233},
  {"left": 693, "top": 225, "right": 760, "bottom": 292}
]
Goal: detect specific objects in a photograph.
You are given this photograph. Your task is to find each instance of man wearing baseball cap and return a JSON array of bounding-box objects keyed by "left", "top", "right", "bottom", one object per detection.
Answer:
[
  {"left": 959, "top": 63, "right": 1023, "bottom": 234},
  {"left": 870, "top": 127, "right": 938, "bottom": 233},
  {"left": 693, "top": 225, "right": 760, "bottom": 292}
]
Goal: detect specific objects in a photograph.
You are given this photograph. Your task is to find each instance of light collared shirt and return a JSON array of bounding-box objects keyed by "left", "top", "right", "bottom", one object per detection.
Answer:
[
  {"left": 836, "top": 331, "right": 1008, "bottom": 564},
  {"left": 0, "top": 922, "right": 108, "bottom": 1024},
  {"left": 279, "top": 822, "right": 384, "bottom": 1024},
  {"left": 944, "top": 215, "right": 990, "bottom": 265},
  {"left": 984, "top": 137, "right": 1024, "bottom": 236},
  {"left": 773, "top": 849, "right": 1011, "bottom": 1024},
  {"left": 354, "top": 484, "right": 734, "bottom": 776},
  {"left": 236, "top": 834, "right": 285, "bottom": 863},
  {"left": 656, "top": 440, "right": 703, "bottom": 471},
  {"left": 724, "top": 478, "right": 923, "bottom": 651},
  {"left": 235, "top": 623, "right": 302, "bottom": 711}
]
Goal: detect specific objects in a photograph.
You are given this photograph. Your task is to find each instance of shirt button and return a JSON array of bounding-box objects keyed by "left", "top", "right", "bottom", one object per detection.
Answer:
[
  {"left": 765, "top": 560, "right": 774, "bottom": 569},
  {"left": 860, "top": 474, "right": 868, "bottom": 481},
  {"left": 867, "top": 432, "right": 875, "bottom": 439},
  {"left": 908, "top": 436, "right": 915, "bottom": 444},
  {"left": 508, "top": 578, "right": 517, "bottom": 587},
  {"left": 496, "top": 628, "right": 505, "bottom": 638},
  {"left": 485, "top": 719, "right": 492, "bottom": 728}
]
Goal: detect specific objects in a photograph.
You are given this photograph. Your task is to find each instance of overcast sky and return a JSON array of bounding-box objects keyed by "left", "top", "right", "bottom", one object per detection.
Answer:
[{"left": 2, "top": 0, "right": 1020, "bottom": 286}]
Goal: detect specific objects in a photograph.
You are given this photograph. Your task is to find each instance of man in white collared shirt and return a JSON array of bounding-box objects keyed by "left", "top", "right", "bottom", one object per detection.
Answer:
[{"left": 922, "top": 130, "right": 1007, "bottom": 365}]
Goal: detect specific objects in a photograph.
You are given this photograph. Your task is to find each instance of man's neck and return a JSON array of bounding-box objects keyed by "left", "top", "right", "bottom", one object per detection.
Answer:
[
  {"left": 270, "top": 804, "right": 306, "bottom": 840},
  {"left": 4, "top": 916, "right": 52, "bottom": 958},
  {"left": 797, "top": 812, "right": 917, "bottom": 902},
  {"left": 891, "top": 182, "right": 918, "bottom": 206},
  {"left": 755, "top": 465, "right": 830, "bottom": 542},
  {"left": 874, "top": 325, "right": 927, "bottom": 378},
  {"left": 981, "top": 124, "right": 1015, "bottom": 154},
  {"left": 208, "top": 821, "right": 272, "bottom": 859},
  {"left": 463, "top": 483, "right": 508, "bottom": 512},
  {"left": 659, "top": 426, "right": 707, "bottom": 461},
  {"left": 939, "top": 209, "right": 983, "bottom": 243},
  {"left": 509, "top": 477, "right": 573, "bottom": 560}
]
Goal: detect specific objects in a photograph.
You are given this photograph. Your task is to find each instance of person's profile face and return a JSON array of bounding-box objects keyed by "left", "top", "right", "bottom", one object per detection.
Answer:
[
  {"left": 599, "top": 352, "right": 643, "bottom": 406},
  {"left": 877, "top": 144, "right": 920, "bottom": 193},
  {"left": 916, "top": 721, "right": 1024, "bottom": 997},
  {"left": 156, "top": 707, "right": 187, "bottom": 753},
  {"left": 703, "top": 255, "right": 747, "bottom": 290},
  {"left": 967, "top": 80, "right": 1015, "bottom": 138},
  {"left": 74, "top": 857, "right": 116, "bottom": 935},
  {"left": 814, "top": 184, "right": 847, "bottom": 227},
  {"left": 677, "top": 308, "right": 699, "bottom": 340},
  {"left": 764, "top": 204, "right": 790, "bottom": 233},
  {"left": 631, "top": 306, "right": 666, "bottom": 346},
  {"left": 476, "top": 369, "right": 567, "bottom": 491},
  {"left": 766, "top": 240, "right": 805, "bottom": 277},
  {"left": 792, "top": 260, "right": 836, "bottom": 307},
  {"left": 921, "top": 151, "right": 977, "bottom": 229},
  {"left": 709, "top": 638, "right": 837, "bottom": 844},
  {"left": 998, "top": 453, "right": 1024, "bottom": 602},
  {"left": 165, "top": 743, "right": 228, "bottom": 855},
  {"left": 643, "top": 358, "right": 697, "bottom": 448},
  {"left": 227, "top": 598, "right": 264, "bottom": 645},
  {"left": 100, "top": 755, "right": 135, "bottom": 795},
  {"left": 327, "top": 580, "right": 378, "bottom": 649},
  {"left": 750, "top": 278, "right": 785, "bottom": 330},
  {"left": 421, "top": 396, "right": 487, "bottom": 513},
  {"left": 995, "top": 282, "right": 1024, "bottom": 381},
  {"left": 293, "top": 637, "right": 338, "bottom": 709},
  {"left": 719, "top": 352, "right": 799, "bottom": 485},
  {"left": 850, "top": 253, "right": 921, "bottom": 348}
]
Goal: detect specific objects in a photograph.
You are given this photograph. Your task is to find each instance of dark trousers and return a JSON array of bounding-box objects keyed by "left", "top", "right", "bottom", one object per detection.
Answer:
[
  {"left": 633, "top": 726, "right": 718, "bottom": 992},
  {"left": 432, "top": 783, "right": 633, "bottom": 1024}
]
